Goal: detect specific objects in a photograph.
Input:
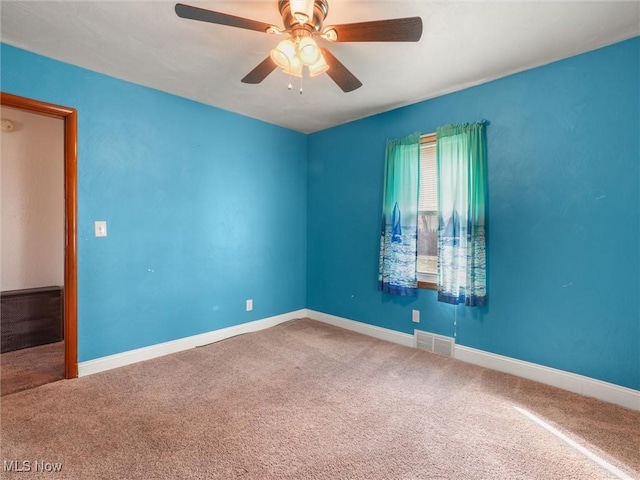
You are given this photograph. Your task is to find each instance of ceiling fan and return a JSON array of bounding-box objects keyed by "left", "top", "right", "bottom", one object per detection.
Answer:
[{"left": 175, "top": 1, "right": 423, "bottom": 93}]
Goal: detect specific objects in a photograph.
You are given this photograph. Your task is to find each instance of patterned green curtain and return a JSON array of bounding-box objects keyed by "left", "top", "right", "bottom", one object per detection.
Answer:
[
  {"left": 436, "top": 122, "right": 487, "bottom": 306},
  {"left": 378, "top": 132, "right": 421, "bottom": 296}
]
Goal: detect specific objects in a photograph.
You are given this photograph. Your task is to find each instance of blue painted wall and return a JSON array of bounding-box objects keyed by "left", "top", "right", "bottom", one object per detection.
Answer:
[
  {"left": 1, "top": 44, "right": 308, "bottom": 362},
  {"left": 3, "top": 38, "right": 638, "bottom": 391},
  {"left": 307, "top": 38, "right": 640, "bottom": 390}
]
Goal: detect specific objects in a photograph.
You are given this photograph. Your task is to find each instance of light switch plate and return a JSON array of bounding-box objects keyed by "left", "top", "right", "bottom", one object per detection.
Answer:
[
  {"left": 412, "top": 310, "right": 420, "bottom": 323},
  {"left": 95, "top": 221, "right": 107, "bottom": 237}
]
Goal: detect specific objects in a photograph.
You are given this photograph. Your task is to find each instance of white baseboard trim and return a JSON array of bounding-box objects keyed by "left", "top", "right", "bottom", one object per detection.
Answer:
[
  {"left": 306, "top": 310, "right": 639, "bottom": 411},
  {"left": 79, "top": 308, "right": 640, "bottom": 411},
  {"left": 78, "top": 309, "right": 308, "bottom": 377},
  {"left": 306, "top": 309, "right": 415, "bottom": 348},
  {"left": 454, "top": 345, "right": 640, "bottom": 411}
]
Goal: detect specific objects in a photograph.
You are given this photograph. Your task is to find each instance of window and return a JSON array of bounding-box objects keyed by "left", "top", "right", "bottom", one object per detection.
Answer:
[{"left": 417, "top": 133, "right": 437, "bottom": 289}]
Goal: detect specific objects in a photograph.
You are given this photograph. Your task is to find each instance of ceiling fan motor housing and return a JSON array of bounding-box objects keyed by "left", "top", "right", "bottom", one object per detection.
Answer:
[{"left": 278, "top": 0, "right": 329, "bottom": 33}]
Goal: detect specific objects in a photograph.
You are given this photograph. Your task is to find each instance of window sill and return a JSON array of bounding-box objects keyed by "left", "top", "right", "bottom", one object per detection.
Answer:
[{"left": 417, "top": 280, "right": 437, "bottom": 291}]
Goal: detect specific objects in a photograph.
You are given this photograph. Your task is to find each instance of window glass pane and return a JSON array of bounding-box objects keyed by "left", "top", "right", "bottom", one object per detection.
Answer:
[{"left": 417, "top": 211, "right": 437, "bottom": 274}]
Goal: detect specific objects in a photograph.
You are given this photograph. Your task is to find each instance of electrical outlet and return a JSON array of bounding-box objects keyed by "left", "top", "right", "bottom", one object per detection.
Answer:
[
  {"left": 246, "top": 299, "right": 253, "bottom": 311},
  {"left": 412, "top": 310, "right": 420, "bottom": 323}
]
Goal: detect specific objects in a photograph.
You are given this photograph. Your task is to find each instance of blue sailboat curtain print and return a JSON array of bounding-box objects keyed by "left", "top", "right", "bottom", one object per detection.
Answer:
[
  {"left": 436, "top": 122, "right": 488, "bottom": 306},
  {"left": 378, "top": 133, "right": 421, "bottom": 296}
]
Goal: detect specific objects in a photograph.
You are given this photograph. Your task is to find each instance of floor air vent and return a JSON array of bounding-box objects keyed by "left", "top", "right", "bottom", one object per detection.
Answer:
[{"left": 415, "top": 330, "right": 455, "bottom": 358}]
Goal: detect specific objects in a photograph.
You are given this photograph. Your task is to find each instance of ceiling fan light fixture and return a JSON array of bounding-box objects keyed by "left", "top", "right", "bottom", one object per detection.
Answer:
[
  {"left": 270, "top": 38, "right": 296, "bottom": 69},
  {"left": 308, "top": 54, "right": 329, "bottom": 77},
  {"left": 298, "top": 36, "right": 321, "bottom": 65},
  {"left": 282, "top": 56, "right": 303, "bottom": 78}
]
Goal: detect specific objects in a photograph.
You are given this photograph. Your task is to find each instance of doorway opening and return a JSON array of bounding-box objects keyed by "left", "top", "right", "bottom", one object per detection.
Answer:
[{"left": 1, "top": 92, "right": 78, "bottom": 390}]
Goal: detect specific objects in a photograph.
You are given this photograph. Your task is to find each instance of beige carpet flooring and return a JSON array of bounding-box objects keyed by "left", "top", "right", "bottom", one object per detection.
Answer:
[
  {"left": 1, "top": 319, "right": 638, "bottom": 479},
  {"left": 1, "top": 341, "right": 65, "bottom": 396}
]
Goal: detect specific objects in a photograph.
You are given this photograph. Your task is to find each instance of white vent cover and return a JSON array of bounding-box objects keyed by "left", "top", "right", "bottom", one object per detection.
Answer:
[{"left": 415, "top": 330, "right": 455, "bottom": 357}]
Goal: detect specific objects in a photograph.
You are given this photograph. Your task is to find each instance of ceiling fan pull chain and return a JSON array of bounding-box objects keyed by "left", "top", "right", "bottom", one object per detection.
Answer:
[{"left": 299, "top": 76, "right": 303, "bottom": 95}]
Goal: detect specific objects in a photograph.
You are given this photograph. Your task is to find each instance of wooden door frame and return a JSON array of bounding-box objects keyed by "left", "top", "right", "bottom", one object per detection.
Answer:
[{"left": 1, "top": 92, "right": 78, "bottom": 378}]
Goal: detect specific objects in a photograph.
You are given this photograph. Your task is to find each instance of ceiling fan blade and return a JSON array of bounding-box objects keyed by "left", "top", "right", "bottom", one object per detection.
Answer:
[
  {"left": 328, "top": 17, "right": 423, "bottom": 42},
  {"left": 175, "top": 3, "right": 273, "bottom": 33},
  {"left": 241, "top": 57, "right": 278, "bottom": 84},
  {"left": 321, "top": 48, "right": 362, "bottom": 93}
]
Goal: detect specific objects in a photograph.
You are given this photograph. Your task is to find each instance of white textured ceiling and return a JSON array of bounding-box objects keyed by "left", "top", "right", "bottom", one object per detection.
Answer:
[{"left": 1, "top": 1, "right": 639, "bottom": 133}]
